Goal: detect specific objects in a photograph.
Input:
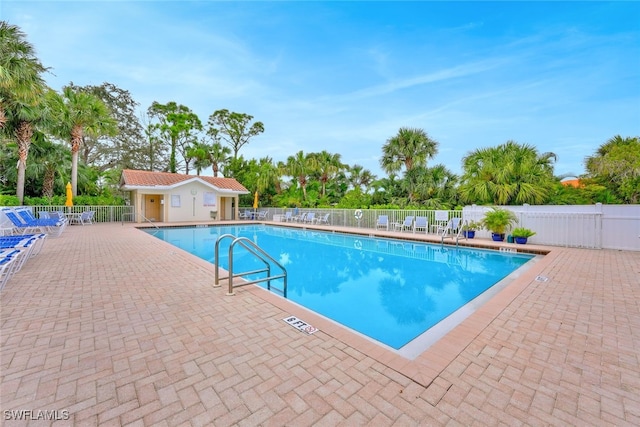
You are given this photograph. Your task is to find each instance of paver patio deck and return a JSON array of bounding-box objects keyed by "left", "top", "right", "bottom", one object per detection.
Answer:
[{"left": 1, "top": 222, "right": 639, "bottom": 426}]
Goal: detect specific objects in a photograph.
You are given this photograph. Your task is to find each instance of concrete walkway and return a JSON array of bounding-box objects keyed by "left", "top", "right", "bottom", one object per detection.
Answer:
[{"left": 1, "top": 223, "right": 639, "bottom": 426}]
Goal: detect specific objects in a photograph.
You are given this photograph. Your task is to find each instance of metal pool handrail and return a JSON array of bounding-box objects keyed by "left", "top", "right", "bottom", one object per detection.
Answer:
[{"left": 213, "top": 233, "right": 287, "bottom": 297}]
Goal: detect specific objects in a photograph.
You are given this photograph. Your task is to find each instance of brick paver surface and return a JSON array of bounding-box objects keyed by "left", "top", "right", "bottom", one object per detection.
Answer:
[{"left": 1, "top": 223, "right": 639, "bottom": 426}]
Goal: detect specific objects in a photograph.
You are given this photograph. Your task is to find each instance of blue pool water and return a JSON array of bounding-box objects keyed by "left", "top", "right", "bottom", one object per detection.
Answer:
[{"left": 144, "top": 224, "right": 534, "bottom": 350}]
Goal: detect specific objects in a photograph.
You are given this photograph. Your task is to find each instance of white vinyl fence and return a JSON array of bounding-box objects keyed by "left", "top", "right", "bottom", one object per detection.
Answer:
[
  {"left": 263, "top": 204, "right": 639, "bottom": 251},
  {"left": 462, "top": 204, "right": 640, "bottom": 251},
  {"left": 3, "top": 204, "right": 638, "bottom": 251}
]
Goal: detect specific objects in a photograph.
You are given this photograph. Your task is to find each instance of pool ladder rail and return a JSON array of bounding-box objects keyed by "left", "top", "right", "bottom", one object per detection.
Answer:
[
  {"left": 213, "top": 234, "right": 288, "bottom": 298},
  {"left": 440, "top": 219, "right": 469, "bottom": 246}
]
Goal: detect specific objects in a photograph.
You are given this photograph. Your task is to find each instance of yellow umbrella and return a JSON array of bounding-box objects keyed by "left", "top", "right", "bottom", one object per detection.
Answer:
[
  {"left": 64, "top": 182, "right": 73, "bottom": 207},
  {"left": 253, "top": 191, "right": 259, "bottom": 209}
]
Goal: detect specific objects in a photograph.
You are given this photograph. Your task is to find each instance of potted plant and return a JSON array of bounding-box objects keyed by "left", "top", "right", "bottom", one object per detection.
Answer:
[
  {"left": 481, "top": 207, "right": 517, "bottom": 242},
  {"left": 462, "top": 220, "right": 481, "bottom": 239},
  {"left": 511, "top": 227, "right": 536, "bottom": 244}
]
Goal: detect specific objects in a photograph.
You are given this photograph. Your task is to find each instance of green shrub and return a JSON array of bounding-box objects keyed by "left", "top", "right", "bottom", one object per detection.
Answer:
[
  {"left": 0, "top": 195, "right": 20, "bottom": 206},
  {"left": 511, "top": 227, "right": 536, "bottom": 238},
  {"left": 481, "top": 207, "right": 517, "bottom": 234},
  {"left": 463, "top": 220, "right": 482, "bottom": 230}
]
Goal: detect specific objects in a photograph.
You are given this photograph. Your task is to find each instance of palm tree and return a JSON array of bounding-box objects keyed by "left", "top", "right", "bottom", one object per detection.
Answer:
[
  {"left": 380, "top": 127, "right": 439, "bottom": 175},
  {"left": 27, "top": 136, "right": 71, "bottom": 198},
  {"left": 6, "top": 90, "right": 56, "bottom": 205},
  {"left": 186, "top": 140, "right": 212, "bottom": 175},
  {"left": 408, "top": 164, "right": 458, "bottom": 207},
  {"left": 348, "top": 165, "right": 364, "bottom": 191},
  {"left": 286, "top": 150, "right": 313, "bottom": 200},
  {"left": 348, "top": 164, "right": 375, "bottom": 193},
  {"left": 0, "top": 22, "right": 49, "bottom": 204},
  {"left": 459, "top": 140, "right": 556, "bottom": 205},
  {"left": 585, "top": 135, "right": 640, "bottom": 203},
  {"left": 311, "top": 150, "right": 343, "bottom": 197},
  {"left": 370, "top": 174, "right": 403, "bottom": 205},
  {"left": 257, "top": 157, "right": 282, "bottom": 195},
  {"left": 50, "top": 86, "right": 117, "bottom": 196},
  {"left": 0, "top": 22, "right": 48, "bottom": 130},
  {"left": 208, "top": 142, "right": 231, "bottom": 177}
]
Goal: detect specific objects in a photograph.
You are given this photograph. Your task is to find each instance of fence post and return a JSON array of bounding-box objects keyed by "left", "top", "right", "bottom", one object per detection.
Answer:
[{"left": 595, "top": 203, "right": 603, "bottom": 249}]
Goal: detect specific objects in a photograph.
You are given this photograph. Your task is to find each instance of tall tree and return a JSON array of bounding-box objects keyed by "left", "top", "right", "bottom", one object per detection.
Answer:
[
  {"left": 459, "top": 140, "right": 556, "bottom": 205},
  {"left": 0, "top": 22, "right": 49, "bottom": 204},
  {"left": 66, "top": 82, "right": 146, "bottom": 172},
  {"left": 257, "top": 157, "right": 282, "bottom": 195},
  {"left": 186, "top": 140, "right": 212, "bottom": 175},
  {"left": 380, "top": 127, "right": 439, "bottom": 175},
  {"left": 5, "top": 94, "right": 50, "bottom": 204},
  {"left": 585, "top": 135, "right": 640, "bottom": 203},
  {"left": 286, "top": 150, "right": 313, "bottom": 201},
  {"left": 311, "top": 150, "right": 343, "bottom": 197},
  {"left": 148, "top": 102, "right": 202, "bottom": 173},
  {"left": 50, "top": 86, "right": 118, "bottom": 196},
  {"left": 348, "top": 164, "right": 375, "bottom": 193},
  {"left": 27, "top": 136, "right": 71, "bottom": 198},
  {"left": 208, "top": 142, "right": 231, "bottom": 177},
  {"left": 140, "top": 112, "right": 168, "bottom": 171},
  {"left": 0, "top": 22, "right": 48, "bottom": 129},
  {"left": 370, "top": 174, "right": 402, "bottom": 205},
  {"left": 406, "top": 164, "right": 458, "bottom": 208},
  {"left": 207, "top": 109, "right": 264, "bottom": 159}
]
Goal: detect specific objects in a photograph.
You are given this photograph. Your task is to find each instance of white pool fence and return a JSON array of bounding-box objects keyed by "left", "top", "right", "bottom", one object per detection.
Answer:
[{"left": 2, "top": 204, "right": 638, "bottom": 251}]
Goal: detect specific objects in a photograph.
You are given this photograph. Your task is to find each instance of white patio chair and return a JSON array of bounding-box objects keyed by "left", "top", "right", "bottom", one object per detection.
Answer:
[
  {"left": 394, "top": 216, "right": 414, "bottom": 232},
  {"left": 376, "top": 215, "right": 389, "bottom": 230},
  {"left": 314, "top": 213, "right": 330, "bottom": 225},
  {"left": 432, "top": 210, "right": 450, "bottom": 234},
  {"left": 73, "top": 211, "right": 95, "bottom": 225},
  {"left": 413, "top": 216, "right": 428, "bottom": 233},
  {"left": 440, "top": 217, "right": 462, "bottom": 237}
]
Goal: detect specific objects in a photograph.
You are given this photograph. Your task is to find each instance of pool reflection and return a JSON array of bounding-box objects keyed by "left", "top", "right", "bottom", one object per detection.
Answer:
[{"left": 146, "top": 225, "right": 533, "bottom": 349}]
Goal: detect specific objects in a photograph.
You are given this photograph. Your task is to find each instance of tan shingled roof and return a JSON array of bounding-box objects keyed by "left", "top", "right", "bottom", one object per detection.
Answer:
[
  {"left": 561, "top": 178, "right": 583, "bottom": 188},
  {"left": 120, "top": 169, "right": 249, "bottom": 193}
]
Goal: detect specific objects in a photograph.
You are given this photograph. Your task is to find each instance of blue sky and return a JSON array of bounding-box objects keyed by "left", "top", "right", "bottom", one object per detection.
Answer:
[{"left": 3, "top": 1, "right": 639, "bottom": 179}]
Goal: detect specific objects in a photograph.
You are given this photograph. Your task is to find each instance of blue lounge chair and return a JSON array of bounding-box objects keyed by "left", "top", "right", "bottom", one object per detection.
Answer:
[
  {"left": 17, "top": 208, "right": 64, "bottom": 226},
  {"left": 0, "top": 233, "right": 46, "bottom": 290},
  {"left": 0, "top": 252, "right": 19, "bottom": 291},
  {"left": 15, "top": 208, "right": 67, "bottom": 236},
  {"left": 0, "top": 233, "right": 47, "bottom": 258},
  {"left": 2, "top": 208, "right": 46, "bottom": 234}
]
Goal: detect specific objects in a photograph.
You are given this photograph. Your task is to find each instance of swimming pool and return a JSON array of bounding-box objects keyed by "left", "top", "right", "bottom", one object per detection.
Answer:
[{"left": 144, "top": 224, "right": 535, "bottom": 352}]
